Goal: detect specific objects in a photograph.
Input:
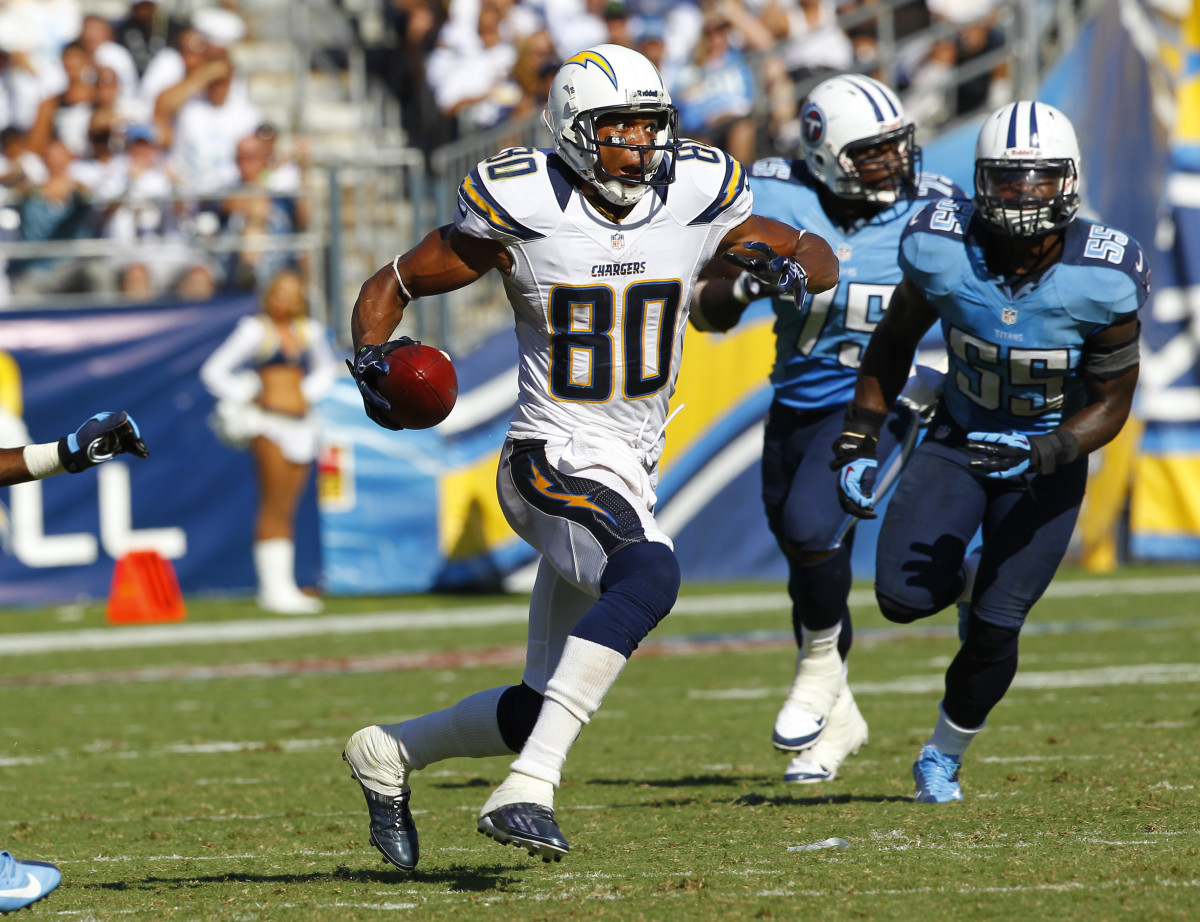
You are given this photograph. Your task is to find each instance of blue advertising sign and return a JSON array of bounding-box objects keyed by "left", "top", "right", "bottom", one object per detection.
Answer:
[{"left": 0, "top": 296, "right": 322, "bottom": 606}]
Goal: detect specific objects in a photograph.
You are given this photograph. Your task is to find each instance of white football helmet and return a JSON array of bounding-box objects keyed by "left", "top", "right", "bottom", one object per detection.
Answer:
[
  {"left": 973, "top": 101, "right": 1081, "bottom": 236},
  {"left": 799, "top": 74, "right": 919, "bottom": 204},
  {"left": 543, "top": 44, "right": 678, "bottom": 208}
]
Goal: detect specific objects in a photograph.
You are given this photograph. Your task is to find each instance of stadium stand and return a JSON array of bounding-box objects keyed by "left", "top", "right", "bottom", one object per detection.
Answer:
[{"left": 0, "top": 0, "right": 1104, "bottom": 351}]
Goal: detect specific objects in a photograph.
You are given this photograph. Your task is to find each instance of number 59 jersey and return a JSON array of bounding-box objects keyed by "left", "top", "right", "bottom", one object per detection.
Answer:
[
  {"left": 454, "top": 144, "right": 753, "bottom": 468},
  {"left": 746, "top": 158, "right": 960, "bottom": 411},
  {"left": 900, "top": 199, "right": 1151, "bottom": 435}
]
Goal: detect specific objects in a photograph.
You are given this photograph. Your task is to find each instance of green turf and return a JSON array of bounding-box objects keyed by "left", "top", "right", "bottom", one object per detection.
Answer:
[{"left": 1, "top": 566, "right": 1197, "bottom": 920}]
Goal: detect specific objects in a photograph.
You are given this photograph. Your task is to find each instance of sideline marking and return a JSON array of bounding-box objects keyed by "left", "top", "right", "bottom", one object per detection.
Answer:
[
  {"left": 3, "top": 619, "right": 1199, "bottom": 688},
  {"left": 5, "top": 573, "right": 1200, "bottom": 657}
]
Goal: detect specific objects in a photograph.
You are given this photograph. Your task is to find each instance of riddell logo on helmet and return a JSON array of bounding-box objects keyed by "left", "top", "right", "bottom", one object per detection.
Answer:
[
  {"left": 1005, "top": 148, "right": 1038, "bottom": 157},
  {"left": 632, "top": 89, "right": 660, "bottom": 97}
]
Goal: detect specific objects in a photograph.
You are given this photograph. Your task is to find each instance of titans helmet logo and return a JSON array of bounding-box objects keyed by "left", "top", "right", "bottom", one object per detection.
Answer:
[{"left": 801, "top": 103, "right": 825, "bottom": 145}]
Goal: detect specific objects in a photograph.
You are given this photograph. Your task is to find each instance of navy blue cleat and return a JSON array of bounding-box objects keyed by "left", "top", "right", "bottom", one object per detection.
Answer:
[
  {"left": 478, "top": 803, "right": 570, "bottom": 862},
  {"left": 0, "top": 851, "right": 61, "bottom": 914},
  {"left": 343, "top": 751, "right": 420, "bottom": 871}
]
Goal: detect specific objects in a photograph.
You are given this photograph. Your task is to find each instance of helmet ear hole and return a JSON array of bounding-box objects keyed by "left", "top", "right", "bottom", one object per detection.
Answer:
[{"left": 799, "top": 73, "right": 915, "bottom": 203}]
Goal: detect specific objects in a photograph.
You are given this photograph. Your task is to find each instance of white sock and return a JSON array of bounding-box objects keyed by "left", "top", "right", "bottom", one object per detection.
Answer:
[
  {"left": 926, "top": 703, "right": 984, "bottom": 756},
  {"left": 508, "top": 637, "right": 626, "bottom": 789},
  {"left": 254, "top": 538, "right": 299, "bottom": 597},
  {"left": 801, "top": 623, "right": 841, "bottom": 653},
  {"left": 479, "top": 771, "right": 556, "bottom": 815},
  {"left": 388, "top": 686, "right": 509, "bottom": 770}
]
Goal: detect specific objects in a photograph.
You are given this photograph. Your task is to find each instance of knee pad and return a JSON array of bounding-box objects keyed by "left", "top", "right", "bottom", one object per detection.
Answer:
[
  {"left": 875, "top": 585, "right": 936, "bottom": 624},
  {"left": 573, "top": 541, "right": 681, "bottom": 657},
  {"left": 961, "top": 615, "right": 1021, "bottom": 664},
  {"left": 496, "top": 682, "right": 544, "bottom": 752}
]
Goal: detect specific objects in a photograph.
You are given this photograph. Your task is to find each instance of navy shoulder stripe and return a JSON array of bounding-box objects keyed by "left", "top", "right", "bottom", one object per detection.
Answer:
[
  {"left": 688, "top": 155, "right": 748, "bottom": 226},
  {"left": 545, "top": 152, "right": 575, "bottom": 212},
  {"left": 460, "top": 168, "right": 544, "bottom": 241}
]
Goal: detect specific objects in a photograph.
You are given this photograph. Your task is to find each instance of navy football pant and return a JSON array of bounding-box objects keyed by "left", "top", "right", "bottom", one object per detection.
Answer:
[
  {"left": 762, "top": 400, "right": 914, "bottom": 650},
  {"left": 874, "top": 422, "right": 1087, "bottom": 727}
]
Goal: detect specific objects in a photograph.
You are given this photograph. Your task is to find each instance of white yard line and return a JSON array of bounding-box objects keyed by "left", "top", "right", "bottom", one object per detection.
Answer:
[
  {"left": 5, "top": 573, "right": 1200, "bottom": 657},
  {"left": 689, "top": 661, "right": 1200, "bottom": 700}
]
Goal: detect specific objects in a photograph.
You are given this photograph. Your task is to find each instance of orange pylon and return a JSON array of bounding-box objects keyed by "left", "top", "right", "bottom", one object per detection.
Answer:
[{"left": 107, "top": 550, "right": 187, "bottom": 624}]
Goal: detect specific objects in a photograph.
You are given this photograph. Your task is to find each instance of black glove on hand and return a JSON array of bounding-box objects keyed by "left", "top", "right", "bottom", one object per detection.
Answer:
[
  {"left": 346, "top": 336, "right": 417, "bottom": 430},
  {"left": 722, "top": 241, "right": 808, "bottom": 302},
  {"left": 828, "top": 405, "right": 886, "bottom": 519},
  {"left": 58, "top": 411, "right": 150, "bottom": 474}
]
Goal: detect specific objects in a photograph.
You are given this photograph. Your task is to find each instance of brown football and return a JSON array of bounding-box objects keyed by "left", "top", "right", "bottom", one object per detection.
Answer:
[{"left": 376, "top": 343, "right": 458, "bottom": 429}]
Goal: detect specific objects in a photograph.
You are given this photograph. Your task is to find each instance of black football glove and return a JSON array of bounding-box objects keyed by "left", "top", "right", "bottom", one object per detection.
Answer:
[
  {"left": 966, "top": 429, "right": 1080, "bottom": 479},
  {"left": 722, "top": 241, "right": 808, "bottom": 303},
  {"left": 346, "top": 336, "right": 417, "bottom": 430},
  {"left": 58, "top": 411, "right": 150, "bottom": 474},
  {"left": 828, "top": 406, "right": 886, "bottom": 519}
]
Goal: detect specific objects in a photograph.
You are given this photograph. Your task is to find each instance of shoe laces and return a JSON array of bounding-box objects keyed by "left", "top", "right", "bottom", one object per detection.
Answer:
[
  {"left": 368, "top": 788, "right": 412, "bottom": 829},
  {"left": 918, "top": 746, "right": 960, "bottom": 785}
]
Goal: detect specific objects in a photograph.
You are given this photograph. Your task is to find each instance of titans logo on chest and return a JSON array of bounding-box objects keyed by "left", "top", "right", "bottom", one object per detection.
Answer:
[{"left": 591, "top": 261, "right": 648, "bottom": 278}]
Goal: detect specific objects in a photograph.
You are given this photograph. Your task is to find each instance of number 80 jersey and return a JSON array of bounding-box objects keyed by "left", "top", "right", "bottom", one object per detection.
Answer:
[
  {"left": 899, "top": 198, "right": 1150, "bottom": 436},
  {"left": 454, "top": 144, "right": 753, "bottom": 467}
]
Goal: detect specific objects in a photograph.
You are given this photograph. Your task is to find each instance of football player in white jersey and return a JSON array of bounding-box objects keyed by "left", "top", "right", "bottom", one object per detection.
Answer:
[
  {"left": 341, "top": 44, "right": 837, "bottom": 868},
  {"left": 692, "top": 75, "right": 960, "bottom": 786}
]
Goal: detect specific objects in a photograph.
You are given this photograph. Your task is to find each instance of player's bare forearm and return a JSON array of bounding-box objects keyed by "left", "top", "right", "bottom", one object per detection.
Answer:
[
  {"left": 351, "top": 226, "right": 507, "bottom": 349},
  {"left": 1060, "top": 367, "right": 1137, "bottom": 455},
  {"left": 854, "top": 276, "right": 937, "bottom": 414},
  {"left": 351, "top": 266, "right": 406, "bottom": 349},
  {"left": 1060, "top": 319, "right": 1141, "bottom": 455},
  {"left": 0, "top": 448, "right": 33, "bottom": 488},
  {"left": 720, "top": 215, "right": 839, "bottom": 293},
  {"left": 691, "top": 261, "right": 748, "bottom": 333}
]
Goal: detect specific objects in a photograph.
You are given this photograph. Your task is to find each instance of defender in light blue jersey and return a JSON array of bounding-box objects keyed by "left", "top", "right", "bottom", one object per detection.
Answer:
[
  {"left": 693, "top": 75, "right": 961, "bottom": 784},
  {"left": 833, "top": 101, "right": 1149, "bottom": 803}
]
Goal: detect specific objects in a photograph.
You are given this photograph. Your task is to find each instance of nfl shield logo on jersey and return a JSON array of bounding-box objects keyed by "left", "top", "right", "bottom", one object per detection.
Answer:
[
  {"left": 1002, "top": 307, "right": 1018, "bottom": 325},
  {"left": 611, "top": 232, "right": 625, "bottom": 252}
]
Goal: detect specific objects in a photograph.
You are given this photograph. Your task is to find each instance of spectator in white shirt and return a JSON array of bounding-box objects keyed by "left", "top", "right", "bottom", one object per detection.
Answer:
[
  {"left": 425, "top": 0, "right": 522, "bottom": 131},
  {"left": 165, "top": 59, "right": 262, "bottom": 196},
  {"left": 79, "top": 13, "right": 142, "bottom": 117}
]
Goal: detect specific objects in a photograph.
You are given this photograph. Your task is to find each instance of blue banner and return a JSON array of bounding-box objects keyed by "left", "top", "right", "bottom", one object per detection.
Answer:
[{"left": 0, "top": 297, "right": 322, "bottom": 605}]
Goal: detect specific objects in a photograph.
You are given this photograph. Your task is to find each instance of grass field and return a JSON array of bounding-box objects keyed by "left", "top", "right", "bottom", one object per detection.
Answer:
[{"left": 1, "top": 566, "right": 1198, "bottom": 921}]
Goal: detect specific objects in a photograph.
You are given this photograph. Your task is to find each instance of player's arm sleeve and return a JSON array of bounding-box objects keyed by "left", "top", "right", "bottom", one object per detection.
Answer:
[
  {"left": 896, "top": 207, "right": 961, "bottom": 298},
  {"left": 454, "top": 164, "right": 547, "bottom": 245},
  {"left": 689, "top": 149, "right": 754, "bottom": 238},
  {"left": 200, "top": 316, "right": 262, "bottom": 403}
]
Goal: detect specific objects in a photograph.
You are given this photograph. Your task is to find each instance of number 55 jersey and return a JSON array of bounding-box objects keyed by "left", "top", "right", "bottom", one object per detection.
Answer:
[
  {"left": 454, "top": 144, "right": 752, "bottom": 470},
  {"left": 900, "top": 198, "right": 1151, "bottom": 435}
]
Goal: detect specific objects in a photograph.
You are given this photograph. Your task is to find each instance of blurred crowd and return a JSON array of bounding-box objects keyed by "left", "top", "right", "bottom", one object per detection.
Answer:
[
  {"left": 375, "top": 0, "right": 1013, "bottom": 160},
  {"left": 0, "top": 0, "right": 306, "bottom": 305},
  {"left": 0, "top": 0, "right": 1017, "bottom": 307}
]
